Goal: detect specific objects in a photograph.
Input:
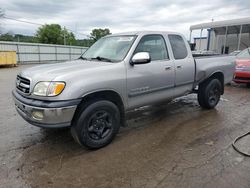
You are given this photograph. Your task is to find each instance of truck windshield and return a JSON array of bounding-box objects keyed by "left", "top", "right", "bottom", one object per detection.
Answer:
[{"left": 81, "top": 35, "right": 136, "bottom": 62}]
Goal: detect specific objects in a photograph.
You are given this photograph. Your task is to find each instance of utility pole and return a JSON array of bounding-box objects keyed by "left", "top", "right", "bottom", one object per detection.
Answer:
[
  {"left": 64, "top": 26, "right": 66, "bottom": 45},
  {"left": 75, "top": 23, "right": 77, "bottom": 38},
  {"left": 0, "top": 8, "right": 5, "bottom": 34}
]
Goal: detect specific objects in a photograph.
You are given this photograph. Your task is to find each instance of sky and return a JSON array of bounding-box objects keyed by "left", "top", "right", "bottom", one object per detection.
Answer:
[{"left": 0, "top": 0, "right": 250, "bottom": 39}]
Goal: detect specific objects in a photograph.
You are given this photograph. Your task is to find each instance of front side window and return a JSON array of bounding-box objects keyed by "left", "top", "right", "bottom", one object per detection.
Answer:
[
  {"left": 81, "top": 35, "right": 136, "bottom": 62},
  {"left": 134, "top": 35, "right": 169, "bottom": 61},
  {"left": 237, "top": 48, "right": 250, "bottom": 59},
  {"left": 168, "top": 34, "right": 188, "bottom": 60}
]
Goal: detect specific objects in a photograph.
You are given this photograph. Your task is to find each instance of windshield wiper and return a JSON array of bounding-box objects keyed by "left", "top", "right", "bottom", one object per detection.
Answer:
[
  {"left": 78, "top": 56, "right": 88, "bottom": 60},
  {"left": 91, "top": 56, "right": 113, "bottom": 62}
]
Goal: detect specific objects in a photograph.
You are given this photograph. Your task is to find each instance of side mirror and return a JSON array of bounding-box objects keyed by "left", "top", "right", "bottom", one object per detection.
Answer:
[{"left": 130, "top": 52, "right": 151, "bottom": 65}]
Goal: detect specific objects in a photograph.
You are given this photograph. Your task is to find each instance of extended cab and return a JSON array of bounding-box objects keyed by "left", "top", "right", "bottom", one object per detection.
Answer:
[{"left": 13, "top": 31, "right": 235, "bottom": 148}]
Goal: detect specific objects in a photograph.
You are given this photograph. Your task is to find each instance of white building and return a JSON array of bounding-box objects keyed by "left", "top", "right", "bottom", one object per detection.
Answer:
[
  {"left": 190, "top": 17, "right": 250, "bottom": 54},
  {"left": 193, "top": 37, "right": 207, "bottom": 51}
]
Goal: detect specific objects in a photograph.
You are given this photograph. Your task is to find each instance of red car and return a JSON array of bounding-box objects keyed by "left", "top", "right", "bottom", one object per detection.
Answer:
[{"left": 233, "top": 48, "right": 250, "bottom": 87}]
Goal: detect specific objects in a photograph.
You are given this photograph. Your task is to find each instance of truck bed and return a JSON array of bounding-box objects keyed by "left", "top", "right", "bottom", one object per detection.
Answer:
[{"left": 194, "top": 55, "right": 236, "bottom": 85}]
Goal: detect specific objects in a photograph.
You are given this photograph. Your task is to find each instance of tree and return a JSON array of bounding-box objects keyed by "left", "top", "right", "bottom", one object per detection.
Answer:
[
  {"left": 66, "top": 32, "right": 77, "bottom": 45},
  {"left": 36, "top": 24, "right": 76, "bottom": 45},
  {"left": 14, "top": 34, "right": 36, "bottom": 43},
  {"left": 0, "top": 33, "right": 14, "bottom": 41},
  {"left": 0, "top": 32, "right": 39, "bottom": 43},
  {"left": 76, "top": 39, "right": 95, "bottom": 47},
  {"left": 90, "top": 28, "right": 111, "bottom": 41}
]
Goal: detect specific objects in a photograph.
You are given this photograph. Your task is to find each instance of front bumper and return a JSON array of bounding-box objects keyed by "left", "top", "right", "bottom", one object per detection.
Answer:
[
  {"left": 233, "top": 71, "right": 250, "bottom": 83},
  {"left": 12, "top": 90, "right": 81, "bottom": 128}
]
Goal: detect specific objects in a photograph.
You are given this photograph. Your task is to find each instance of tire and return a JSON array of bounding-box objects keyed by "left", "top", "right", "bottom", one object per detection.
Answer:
[
  {"left": 247, "top": 83, "right": 250, "bottom": 88},
  {"left": 198, "top": 79, "right": 222, "bottom": 109},
  {"left": 71, "top": 100, "right": 121, "bottom": 149}
]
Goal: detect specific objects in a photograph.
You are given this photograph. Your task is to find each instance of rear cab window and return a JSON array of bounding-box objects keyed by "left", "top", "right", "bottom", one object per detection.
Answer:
[{"left": 168, "top": 34, "right": 188, "bottom": 60}]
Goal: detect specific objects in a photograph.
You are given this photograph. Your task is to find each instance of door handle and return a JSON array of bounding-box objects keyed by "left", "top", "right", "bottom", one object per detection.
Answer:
[
  {"left": 165, "top": 66, "right": 172, "bottom": 70},
  {"left": 177, "top": 65, "right": 182, "bottom": 69}
]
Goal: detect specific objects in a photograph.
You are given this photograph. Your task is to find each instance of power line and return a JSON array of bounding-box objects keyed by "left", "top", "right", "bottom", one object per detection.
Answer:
[
  {"left": 3, "top": 16, "right": 43, "bottom": 26},
  {"left": 2, "top": 15, "right": 89, "bottom": 37},
  {"left": 68, "top": 28, "right": 89, "bottom": 37}
]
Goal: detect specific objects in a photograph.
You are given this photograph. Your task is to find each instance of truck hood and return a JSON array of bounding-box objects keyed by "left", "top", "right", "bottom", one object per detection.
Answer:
[{"left": 20, "top": 60, "right": 115, "bottom": 82}]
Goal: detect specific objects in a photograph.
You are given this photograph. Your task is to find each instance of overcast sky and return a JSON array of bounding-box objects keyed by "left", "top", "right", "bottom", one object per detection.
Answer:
[{"left": 0, "top": 0, "right": 250, "bottom": 39}]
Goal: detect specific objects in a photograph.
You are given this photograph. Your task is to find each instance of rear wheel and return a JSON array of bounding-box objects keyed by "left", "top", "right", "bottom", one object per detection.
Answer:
[
  {"left": 247, "top": 83, "right": 250, "bottom": 88},
  {"left": 71, "top": 100, "right": 121, "bottom": 149},
  {"left": 198, "top": 79, "right": 222, "bottom": 109}
]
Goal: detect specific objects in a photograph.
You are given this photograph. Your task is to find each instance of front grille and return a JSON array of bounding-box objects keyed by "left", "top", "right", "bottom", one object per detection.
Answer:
[{"left": 16, "top": 75, "right": 30, "bottom": 94}]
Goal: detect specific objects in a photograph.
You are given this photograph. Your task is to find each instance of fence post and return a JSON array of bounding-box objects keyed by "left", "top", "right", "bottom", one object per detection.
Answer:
[
  {"left": 69, "top": 47, "right": 71, "bottom": 60},
  {"left": 16, "top": 43, "right": 21, "bottom": 63},
  {"left": 55, "top": 46, "right": 58, "bottom": 62},
  {"left": 38, "top": 45, "right": 41, "bottom": 62}
]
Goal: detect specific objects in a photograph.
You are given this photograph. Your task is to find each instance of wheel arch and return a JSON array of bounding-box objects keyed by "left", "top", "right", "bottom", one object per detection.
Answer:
[
  {"left": 200, "top": 71, "right": 224, "bottom": 94},
  {"left": 74, "top": 90, "right": 126, "bottom": 126}
]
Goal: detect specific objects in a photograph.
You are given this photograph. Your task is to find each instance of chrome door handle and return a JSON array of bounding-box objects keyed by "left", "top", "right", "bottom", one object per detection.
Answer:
[
  {"left": 177, "top": 65, "right": 182, "bottom": 69},
  {"left": 165, "top": 66, "right": 171, "bottom": 70}
]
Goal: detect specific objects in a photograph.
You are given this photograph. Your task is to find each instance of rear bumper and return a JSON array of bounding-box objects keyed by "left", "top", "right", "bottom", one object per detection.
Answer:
[
  {"left": 233, "top": 71, "right": 250, "bottom": 83},
  {"left": 12, "top": 90, "right": 81, "bottom": 128}
]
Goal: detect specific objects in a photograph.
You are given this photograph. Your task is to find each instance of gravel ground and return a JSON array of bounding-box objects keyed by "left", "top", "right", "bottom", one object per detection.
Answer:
[{"left": 0, "top": 64, "right": 250, "bottom": 188}]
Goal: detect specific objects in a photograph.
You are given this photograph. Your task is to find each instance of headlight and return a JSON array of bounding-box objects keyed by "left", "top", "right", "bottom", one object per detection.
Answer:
[{"left": 33, "top": 82, "right": 65, "bottom": 96}]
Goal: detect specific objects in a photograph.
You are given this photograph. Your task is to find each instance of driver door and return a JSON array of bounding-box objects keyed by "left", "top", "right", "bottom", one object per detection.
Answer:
[{"left": 126, "top": 34, "right": 175, "bottom": 109}]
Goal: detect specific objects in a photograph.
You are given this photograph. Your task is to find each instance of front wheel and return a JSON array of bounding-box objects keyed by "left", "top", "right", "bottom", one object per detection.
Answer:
[
  {"left": 198, "top": 79, "right": 222, "bottom": 109},
  {"left": 71, "top": 100, "right": 121, "bottom": 149}
]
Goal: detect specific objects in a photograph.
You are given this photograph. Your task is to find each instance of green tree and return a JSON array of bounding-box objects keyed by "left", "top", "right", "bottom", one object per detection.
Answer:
[
  {"left": 76, "top": 39, "right": 95, "bottom": 47},
  {"left": 0, "top": 33, "right": 14, "bottom": 41},
  {"left": 14, "top": 34, "right": 36, "bottom": 43},
  {"left": 90, "top": 28, "right": 111, "bottom": 41},
  {"left": 36, "top": 24, "right": 76, "bottom": 45},
  {"left": 67, "top": 32, "right": 77, "bottom": 45}
]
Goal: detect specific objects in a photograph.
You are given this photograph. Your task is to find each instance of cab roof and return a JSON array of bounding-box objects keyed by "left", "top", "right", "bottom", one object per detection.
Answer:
[{"left": 110, "top": 31, "right": 182, "bottom": 36}]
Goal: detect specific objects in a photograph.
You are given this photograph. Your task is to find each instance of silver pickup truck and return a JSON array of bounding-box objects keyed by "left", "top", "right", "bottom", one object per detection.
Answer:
[{"left": 13, "top": 31, "right": 235, "bottom": 149}]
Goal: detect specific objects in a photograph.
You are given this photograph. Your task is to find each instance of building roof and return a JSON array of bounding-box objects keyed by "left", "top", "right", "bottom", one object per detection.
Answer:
[
  {"left": 190, "top": 17, "right": 250, "bottom": 30},
  {"left": 190, "top": 17, "right": 250, "bottom": 35}
]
